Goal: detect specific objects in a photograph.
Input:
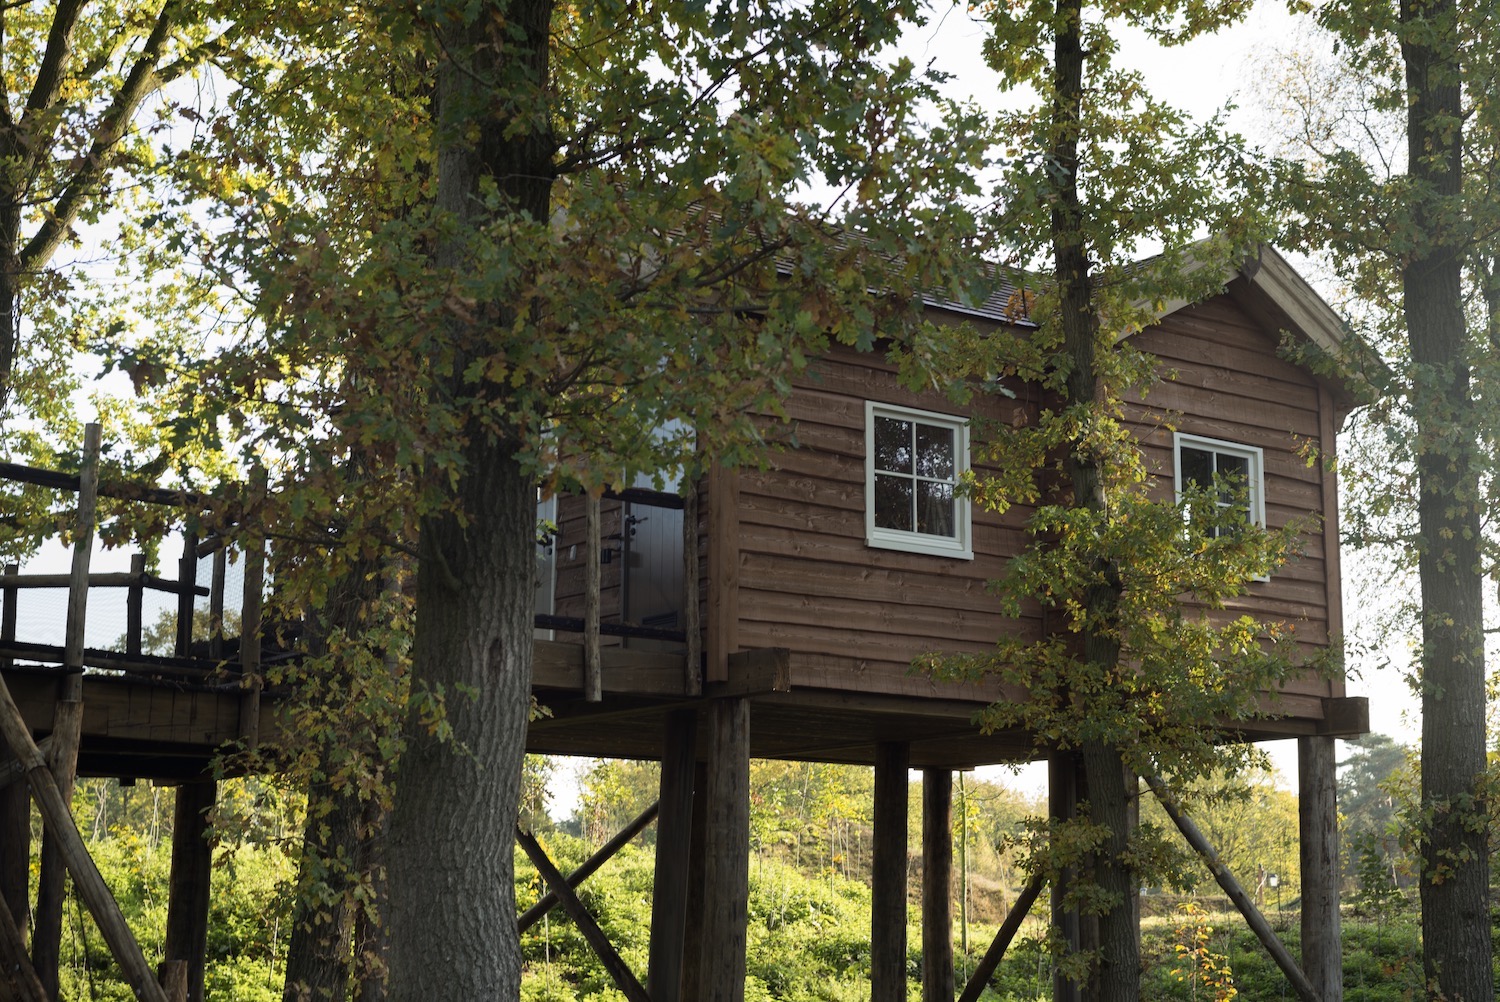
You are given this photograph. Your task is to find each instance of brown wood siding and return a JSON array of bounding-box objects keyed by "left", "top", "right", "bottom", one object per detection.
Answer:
[
  {"left": 729, "top": 344, "right": 1042, "bottom": 697},
  {"left": 1128, "top": 295, "right": 1338, "bottom": 700}
]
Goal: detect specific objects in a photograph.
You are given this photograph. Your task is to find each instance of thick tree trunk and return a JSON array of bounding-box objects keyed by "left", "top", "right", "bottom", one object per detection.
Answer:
[
  {"left": 384, "top": 0, "right": 554, "bottom": 997},
  {"left": 1049, "top": 0, "right": 1137, "bottom": 996},
  {"left": 282, "top": 782, "right": 360, "bottom": 1002},
  {"left": 1402, "top": 2, "right": 1492, "bottom": 996},
  {"left": 353, "top": 798, "right": 390, "bottom": 1002}
]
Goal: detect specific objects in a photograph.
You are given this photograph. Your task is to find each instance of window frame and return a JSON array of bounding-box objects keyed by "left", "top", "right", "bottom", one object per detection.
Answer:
[
  {"left": 1172, "top": 432, "right": 1267, "bottom": 533},
  {"left": 864, "top": 401, "right": 973, "bottom": 560}
]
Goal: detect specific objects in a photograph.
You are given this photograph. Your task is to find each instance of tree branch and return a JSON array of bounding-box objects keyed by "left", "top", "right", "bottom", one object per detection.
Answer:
[
  {"left": 17, "top": 0, "right": 177, "bottom": 273},
  {"left": 22, "top": 0, "right": 89, "bottom": 119}
]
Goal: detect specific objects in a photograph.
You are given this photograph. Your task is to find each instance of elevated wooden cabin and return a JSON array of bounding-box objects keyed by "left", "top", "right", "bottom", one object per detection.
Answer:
[{"left": 528, "top": 245, "right": 1369, "bottom": 767}]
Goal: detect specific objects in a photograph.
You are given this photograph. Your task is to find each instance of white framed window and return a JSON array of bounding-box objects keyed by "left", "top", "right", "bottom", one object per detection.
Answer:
[
  {"left": 1173, "top": 433, "right": 1266, "bottom": 534},
  {"left": 865, "top": 401, "right": 972, "bottom": 559}
]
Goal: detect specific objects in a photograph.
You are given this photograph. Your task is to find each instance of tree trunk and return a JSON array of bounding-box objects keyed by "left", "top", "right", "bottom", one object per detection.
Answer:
[
  {"left": 383, "top": 5, "right": 555, "bottom": 995},
  {"left": 353, "top": 797, "right": 390, "bottom": 1002},
  {"left": 1048, "top": 0, "right": 1138, "bottom": 995},
  {"left": 282, "top": 781, "right": 360, "bottom": 1002},
  {"left": 1401, "top": 1, "right": 1493, "bottom": 996}
]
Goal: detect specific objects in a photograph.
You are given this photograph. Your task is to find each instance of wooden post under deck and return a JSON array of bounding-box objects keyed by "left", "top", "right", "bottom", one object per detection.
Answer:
[
  {"left": 680, "top": 759, "right": 709, "bottom": 1002},
  {"left": 648, "top": 709, "right": 698, "bottom": 1002},
  {"left": 702, "top": 698, "right": 749, "bottom": 1002},
  {"left": 163, "top": 779, "right": 216, "bottom": 1002},
  {"left": 922, "top": 768, "right": 955, "bottom": 1002},
  {"left": 872, "top": 742, "right": 910, "bottom": 1002},
  {"left": 1299, "top": 735, "right": 1342, "bottom": 1002}
]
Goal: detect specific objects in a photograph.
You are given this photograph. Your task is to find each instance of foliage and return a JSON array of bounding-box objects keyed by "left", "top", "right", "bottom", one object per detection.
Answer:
[{"left": 1169, "top": 903, "right": 1237, "bottom": 1002}]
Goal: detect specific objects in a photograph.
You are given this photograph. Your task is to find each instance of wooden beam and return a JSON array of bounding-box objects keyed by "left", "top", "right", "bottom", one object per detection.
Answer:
[
  {"left": 1299, "top": 736, "right": 1342, "bottom": 1002},
  {"left": 922, "top": 769, "right": 954, "bottom": 1002},
  {"left": 532, "top": 640, "right": 688, "bottom": 697},
  {"left": 585, "top": 494, "right": 602, "bottom": 702},
  {"left": 64, "top": 422, "right": 101, "bottom": 683},
  {"left": 1, "top": 564, "right": 16, "bottom": 671},
  {"left": 0, "top": 737, "right": 54, "bottom": 790},
  {"left": 705, "top": 464, "right": 740, "bottom": 684},
  {"left": 0, "top": 869, "right": 47, "bottom": 1002},
  {"left": 515, "top": 826, "right": 649, "bottom": 1002},
  {"left": 127, "top": 555, "right": 146, "bottom": 657},
  {"left": 702, "top": 698, "right": 750, "bottom": 1002},
  {"left": 0, "top": 674, "right": 169, "bottom": 1002},
  {"left": 516, "top": 801, "right": 660, "bottom": 933},
  {"left": 0, "top": 572, "right": 207, "bottom": 595},
  {"left": 1146, "top": 775, "right": 1320, "bottom": 1002},
  {"left": 681, "top": 760, "right": 709, "bottom": 1002},
  {"left": 717, "top": 648, "right": 791, "bottom": 696},
  {"left": 238, "top": 498, "right": 265, "bottom": 748},
  {"left": 1317, "top": 696, "right": 1369, "bottom": 737},
  {"left": 163, "top": 779, "right": 216, "bottom": 1002},
  {"left": 648, "top": 709, "right": 698, "bottom": 1002},
  {"left": 682, "top": 486, "right": 702, "bottom": 697},
  {"left": 175, "top": 529, "right": 198, "bottom": 658},
  {"left": 872, "top": 741, "right": 909, "bottom": 1002},
  {"left": 957, "top": 874, "right": 1044, "bottom": 1002},
  {"left": 208, "top": 548, "right": 227, "bottom": 661}
]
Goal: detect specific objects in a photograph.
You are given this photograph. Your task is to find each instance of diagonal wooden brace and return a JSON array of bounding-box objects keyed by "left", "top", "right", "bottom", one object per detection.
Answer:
[
  {"left": 516, "top": 826, "right": 650, "bottom": 1002},
  {"left": 0, "top": 675, "right": 167, "bottom": 1002}
]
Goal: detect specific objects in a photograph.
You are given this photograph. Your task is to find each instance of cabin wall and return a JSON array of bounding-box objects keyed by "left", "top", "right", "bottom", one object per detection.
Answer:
[
  {"left": 1126, "top": 294, "right": 1343, "bottom": 700},
  {"left": 723, "top": 342, "right": 1044, "bottom": 697}
]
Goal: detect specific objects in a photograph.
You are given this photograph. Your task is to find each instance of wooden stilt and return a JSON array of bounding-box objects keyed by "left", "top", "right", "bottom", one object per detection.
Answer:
[
  {"left": 517, "top": 801, "right": 661, "bottom": 932},
  {"left": 680, "top": 759, "right": 709, "bottom": 1002},
  {"left": 1299, "top": 735, "right": 1342, "bottom": 1002},
  {"left": 958, "top": 873, "right": 1044, "bottom": 1002},
  {"left": 1049, "top": 751, "right": 1082, "bottom": 1002},
  {"left": 648, "top": 709, "right": 698, "bottom": 1002},
  {"left": 36, "top": 422, "right": 99, "bottom": 998},
  {"left": 702, "top": 698, "right": 749, "bottom": 1002},
  {"left": 922, "top": 768, "right": 954, "bottom": 1002},
  {"left": 872, "top": 742, "right": 910, "bottom": 1002},
  {"left": 1146, "top": 775, "right": 1319, "bottom": 1002},
  {"left": 0, "top": 878, "right": 48, "bottom": 1002},
  {"left": 516, "top": 826, "right": 650, "bottom": 1002},
  {"left": 163, "top": 779, "right": 216, "bottom": 1002}
]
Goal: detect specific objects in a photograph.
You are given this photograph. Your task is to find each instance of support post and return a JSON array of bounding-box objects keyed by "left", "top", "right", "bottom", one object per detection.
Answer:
[
  {"left": 680, "top": 759, "right": 709, "bottom": 1002},
  {"left": 872, "top": 742, "right": 910, "bottom": 1002},
  {"left": 163, "top": 779, "right": 216, "bottom": 1002},
  {"left": 0, "top": 563, "right": 14, "bottom": 668},
  {"left": 175, "top": 528, "right": 198, "bottom": 657},
  {"left": 648, "top": 709, "right": 698, "bottom": 1002},
  {"left": 585, "top": 494, "right": 602, "bottom": 701},
  {"left": 1049, "top": 752, "right": 1082, "bottom": 1002},
  {"left": 702, "top": 698, "right": 749, "bottom": 1002},
  {"left": 35, "top": 422, "right": 99, "bottom": 998},
  {"left": 922, "top": 768, "right": 954, "bottom": 1002},
  {"left": 1299, "top": 735, "right": 1342, "bottom": 1002},
  {"left": 682, "top": 486, "right": 701, "bottom": 696}
]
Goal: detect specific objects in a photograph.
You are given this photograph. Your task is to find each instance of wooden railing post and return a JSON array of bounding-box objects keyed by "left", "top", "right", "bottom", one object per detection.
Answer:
[
  {"left": 127, "top": 553, "right": 145, "bottom": 657},
  {"left": 34, "top": 421, "right": 100, "bottom": 997},
  {"left": 0, "top": 564, "right": 16, "bottom": 670},
  {"left": 208, "top": 545, "right": 227, "bottom": 661},
  {"left": 238, "top": 470, "right": 267, "bottom": 747},
  {"left": 584, "top": 493, "right": 602, "bottom": 702},
  {"left": 681, "top": 486, "right": 701, "bottom": 696},
  {"left": 175, "top": 528, "right": 198, "bottom": 657}
]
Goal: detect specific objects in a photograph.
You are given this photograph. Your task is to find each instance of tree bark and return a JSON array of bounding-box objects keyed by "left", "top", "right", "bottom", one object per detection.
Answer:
[
  {"left": 282, "top": 781, "right": 360, "bottom": 1002},
  {"left": 1400, "top": 0, "right": 1493, "bottom": 996},
  {"left": 384, "top": 5, "right": 555, "bottom": 995},
  {"left": 1048, "top": 0, "right": 1137, "bottom": 995}
]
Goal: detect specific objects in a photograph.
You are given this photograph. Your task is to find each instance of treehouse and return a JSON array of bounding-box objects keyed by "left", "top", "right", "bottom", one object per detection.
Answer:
[{"left": 0, "top": 244, "right": 1365, "bottom": 1002}]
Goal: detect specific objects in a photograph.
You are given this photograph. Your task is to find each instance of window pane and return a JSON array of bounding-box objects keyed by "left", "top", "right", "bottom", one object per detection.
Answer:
[
  {"left": 916, "top": 481, "right": 955, "bottom": 537},
  {"left": 914, "top": 423, "right": 955, "bottom": 479},
  {"left": 1180, "top": 447, "right": 1213, "bottom": 489},
  {"left": 874, "top": 417, "right": 913, "bottom": 474},
  {"left": 874, "top": 474, "right": 914, "bottom": 531}
]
